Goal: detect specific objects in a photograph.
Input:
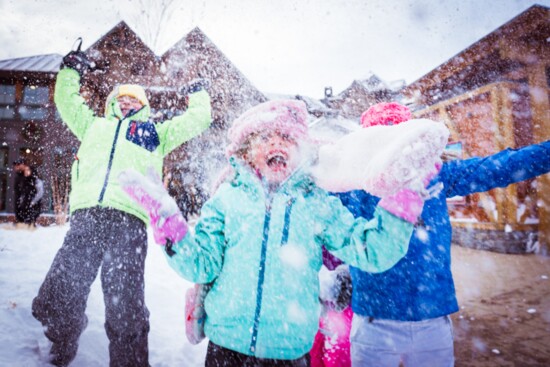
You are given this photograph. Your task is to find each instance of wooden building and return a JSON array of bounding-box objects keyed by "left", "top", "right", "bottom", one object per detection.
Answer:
[
  {"left": 0, "top": 54, "right": 70, "bottom": 223},
  {"left": 402, "top": 4, "right": 550, "bottom": 253}
]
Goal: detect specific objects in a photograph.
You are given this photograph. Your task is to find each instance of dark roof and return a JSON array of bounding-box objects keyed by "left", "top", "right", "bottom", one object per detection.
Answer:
[{"left": 0, "top": 54, "right": 62, "bottom": 73}]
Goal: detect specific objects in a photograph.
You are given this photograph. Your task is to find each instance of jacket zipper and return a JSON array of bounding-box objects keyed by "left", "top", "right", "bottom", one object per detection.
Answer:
[
  {"left": 98, "top": 118, "right": 123, "bottom": 203},
  {"left": 249, "top": 198, "right": 273, "bottom": 354},
  {"left": 249, "top": 196, "right": 296, "bottom": 354},
  {"left": 97, "top": 107, "right": 146, "bottom": 203},
  {"left": 72, "top": 148, "right": 80, "bottom": 181},
  {"left": 280, "top": 198, "right": 296, "bottom": 246}
]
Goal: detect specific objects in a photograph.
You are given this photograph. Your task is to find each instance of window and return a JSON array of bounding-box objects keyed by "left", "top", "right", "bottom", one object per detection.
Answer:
[
  {"left": 18, "top": 86, "right": 49, "bottom": 121},
  {"left": 23, "top": 86, "right": 49, "bottom": 105},
  {"left": 0, "top": 84, "right": 16, "bottom": 120}
]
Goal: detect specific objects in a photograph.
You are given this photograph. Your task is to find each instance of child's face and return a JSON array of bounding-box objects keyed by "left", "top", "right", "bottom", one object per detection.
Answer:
[
  {"left": 244, "top": 131, "right": 301, "bottom": 185},
  {"left": 117, "top": 95, "right": 143, "bottom": 117}
]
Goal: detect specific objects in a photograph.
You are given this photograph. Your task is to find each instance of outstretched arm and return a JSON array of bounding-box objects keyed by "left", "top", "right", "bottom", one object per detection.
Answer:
[
  {"left": 442, "top": 140, "right": 550, "bottom": 197},
  {"left": 318, "top": 194, "right": 416, "bottom": 273}
]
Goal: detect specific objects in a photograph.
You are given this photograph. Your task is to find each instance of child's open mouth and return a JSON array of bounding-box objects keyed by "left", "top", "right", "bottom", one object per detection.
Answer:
[{"left": 266, "top": 151, "right": 288, "bottom": 169}]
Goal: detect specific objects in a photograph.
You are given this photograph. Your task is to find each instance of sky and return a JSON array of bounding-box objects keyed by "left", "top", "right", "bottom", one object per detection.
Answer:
[{"left": 0, "top": 0, "right": 549, "bottom": 98}]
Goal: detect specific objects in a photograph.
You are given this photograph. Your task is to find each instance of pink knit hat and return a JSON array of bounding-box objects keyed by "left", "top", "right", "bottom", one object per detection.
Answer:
[
  {"left": 226, "top": 99, "right": 309, "bottom": 157},
  {"left": 360, "top": 102, "right": 412, "bottom": 128}
]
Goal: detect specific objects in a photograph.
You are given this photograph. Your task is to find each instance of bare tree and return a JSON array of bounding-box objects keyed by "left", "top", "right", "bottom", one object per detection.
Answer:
[
  {"left": 125, "top": 0, "right": 178, "bottom": 51},
  {"left": 51, "top": 174, "right": 69, "bottom": 226}
]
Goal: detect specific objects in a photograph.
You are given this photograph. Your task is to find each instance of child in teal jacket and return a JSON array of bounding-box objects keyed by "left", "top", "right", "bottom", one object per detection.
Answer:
[{"left": 122, "top": 99, "right": 428, "bottom": 366}]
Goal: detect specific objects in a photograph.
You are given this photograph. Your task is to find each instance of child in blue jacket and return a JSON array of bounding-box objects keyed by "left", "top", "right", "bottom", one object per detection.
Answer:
[
  {"left": 121, "top": 99, "right": 435, "bottom": 366},
  {"left": 342, "top": 102, "right": 550, "bottom": 367}
]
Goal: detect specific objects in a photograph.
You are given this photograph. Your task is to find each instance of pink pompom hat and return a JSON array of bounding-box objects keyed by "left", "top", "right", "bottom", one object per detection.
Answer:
[
  {"left": 226, "top": 99, "right": 309, "bottom": 157},
  {"left": 360, "top": 102, "right": 412, "bottom": 128}
]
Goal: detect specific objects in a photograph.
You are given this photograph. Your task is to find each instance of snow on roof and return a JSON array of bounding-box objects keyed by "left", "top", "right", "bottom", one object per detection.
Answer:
[
  {"left": 0, "top": 54, "right": 62, "bottom": 73},
  {"left": 356, "top": 75, "right": 389, "bottom": 92}
]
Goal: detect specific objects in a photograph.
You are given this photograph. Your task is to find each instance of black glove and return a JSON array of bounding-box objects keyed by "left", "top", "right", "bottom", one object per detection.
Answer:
[
  {"left": 334, "top": 269, "right": 352, "bottom": 311},
  {"left": 61, "top": 50, "right": 94, "bottom": 76},
  {"left": 181, "top": 79, "right": 210, "bottom": 95}
]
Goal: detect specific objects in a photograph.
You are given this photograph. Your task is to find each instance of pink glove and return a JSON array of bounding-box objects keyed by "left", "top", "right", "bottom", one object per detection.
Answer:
[
  {"left": 378, "top": 189, "right": 424, "bottom": 223},
  {"left": 378, "top": 163, "right": 442, "bottom": 223},
  {"left": 119, "top": 169, "right": 188, "bottom": 245}
]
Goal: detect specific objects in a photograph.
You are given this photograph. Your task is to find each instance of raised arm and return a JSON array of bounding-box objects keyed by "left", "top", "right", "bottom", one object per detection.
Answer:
[
  {"left": 156, "top": 85, "right": 212, "bottom": 156},
  {"left": 54, "top": 68, "right": 96, "bottom": 141}
]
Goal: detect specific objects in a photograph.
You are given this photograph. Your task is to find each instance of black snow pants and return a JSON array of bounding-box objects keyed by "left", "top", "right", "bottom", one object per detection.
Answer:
[
  {"left": 205, "top": 342, "right": 311, "bottom": 367},
  {"left": 32, "top": 207, "right": 150, "bottom": 367}
]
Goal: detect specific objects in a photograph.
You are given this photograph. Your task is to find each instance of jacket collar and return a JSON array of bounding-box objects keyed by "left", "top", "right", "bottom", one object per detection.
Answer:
[{"left": 228, "top": 157, "right": 315, "bottom": 197}]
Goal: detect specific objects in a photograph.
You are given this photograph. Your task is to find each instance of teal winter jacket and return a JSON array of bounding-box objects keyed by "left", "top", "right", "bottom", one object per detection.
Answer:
[{"left": 166, "top": 159, "right": 414, "bottom": 360}]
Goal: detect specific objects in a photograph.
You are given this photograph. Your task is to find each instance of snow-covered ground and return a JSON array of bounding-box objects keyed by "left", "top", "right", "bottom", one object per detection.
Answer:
[
  {"left": 2, "top": 223, "right": 550, "bottom": 366},
  {"left": 0, "top": 224, "right": 207, "bottom": 367}
]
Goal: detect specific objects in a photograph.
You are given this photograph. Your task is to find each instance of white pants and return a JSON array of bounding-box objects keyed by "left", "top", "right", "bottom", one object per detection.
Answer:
[{"left": 350, "top": 315, "right": 454, "bottom": 367}]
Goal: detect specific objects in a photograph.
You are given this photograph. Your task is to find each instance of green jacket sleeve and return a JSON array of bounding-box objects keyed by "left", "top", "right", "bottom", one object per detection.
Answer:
[
  {"left": 53, "top": 68, "right": 96, "bottom": 141},
  {"left": 321, "top": 195, "right": 413, "bottom": 273},
  {"left": 157, "top": 90, "right": 212, "bottom": 156},
  {"left": 165, "top": 194, "right": 224, "bottom": 283}
]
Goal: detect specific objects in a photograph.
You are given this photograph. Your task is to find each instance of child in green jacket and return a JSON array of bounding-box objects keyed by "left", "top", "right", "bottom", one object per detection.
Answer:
[
  {"left": 122, "top": 99, "right": 427, "bottom": 367},
  {"left": 32, "top": 48, "right": 212, "bottom": 367}
]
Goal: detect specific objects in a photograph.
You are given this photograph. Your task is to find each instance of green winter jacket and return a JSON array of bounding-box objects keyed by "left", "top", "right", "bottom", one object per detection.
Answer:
[
  {"left": 166, "top": 159, "right": 414, "bottom": 360},
  {"left": 54, "top": 68, "right": 212, "bottom": 223}
]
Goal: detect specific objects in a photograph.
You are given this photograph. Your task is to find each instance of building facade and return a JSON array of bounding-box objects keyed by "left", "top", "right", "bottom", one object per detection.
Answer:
[{"left": 402, "top": 5, "right": 550, "bottom": 253}]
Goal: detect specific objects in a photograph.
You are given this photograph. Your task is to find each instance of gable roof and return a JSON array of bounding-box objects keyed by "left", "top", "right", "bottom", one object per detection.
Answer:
[
  {"left": 86, "top": 21, "right": 158, "bottom": 60},
  {"left": 161, "top": 27, "right": 264, "bottom": 93}
]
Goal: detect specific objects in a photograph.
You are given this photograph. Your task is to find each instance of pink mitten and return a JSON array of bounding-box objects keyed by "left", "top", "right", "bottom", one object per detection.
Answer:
[
  {"left": 378, "top": 189, "right": 424, "bottom": 223},
  {"left": 185, "top": 283, "right": 212, "bottom": 344},
  {"left": 119, "top": 169, "right": 188, "bottom": 245}
]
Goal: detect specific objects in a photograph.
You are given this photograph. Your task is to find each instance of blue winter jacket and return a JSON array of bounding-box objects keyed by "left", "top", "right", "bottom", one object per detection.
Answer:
[
  {"left": 338, "top": 140, "right": 550, "bottom": 321},
  {"left": 166, "top": 159, "right": 415, "bottom": 359}
]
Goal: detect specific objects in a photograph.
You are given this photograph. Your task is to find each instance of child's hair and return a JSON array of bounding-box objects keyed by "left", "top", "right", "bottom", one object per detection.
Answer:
[
  {"left": 226, "top": 99, "right": 309, "bottom": 158},
  {"left": 233, "top": 132, "right": 258, "bottom": 160}
]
